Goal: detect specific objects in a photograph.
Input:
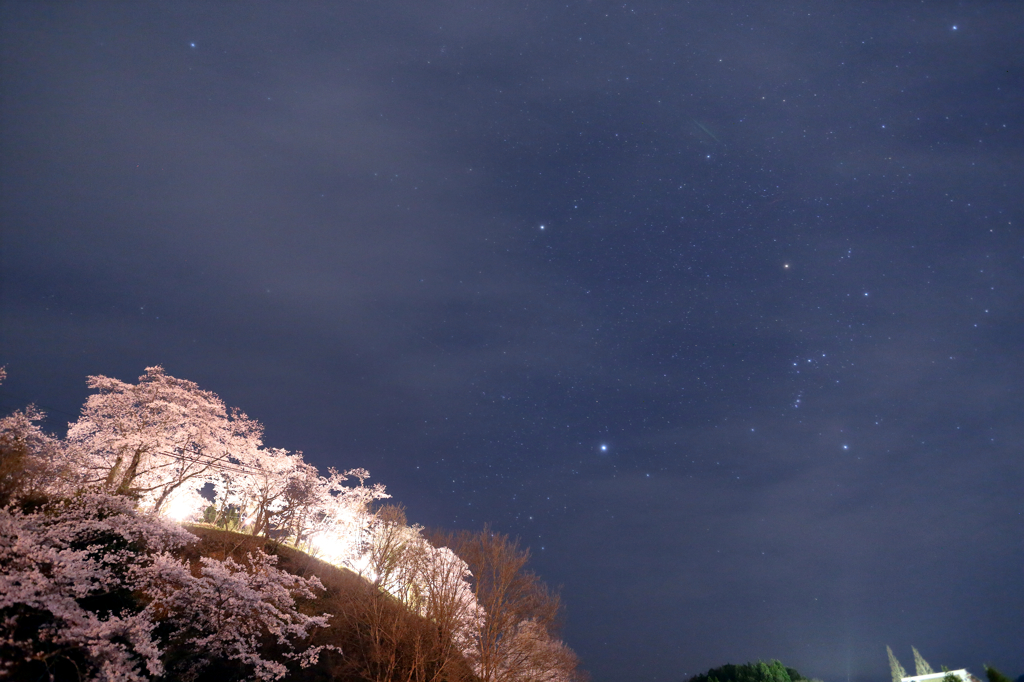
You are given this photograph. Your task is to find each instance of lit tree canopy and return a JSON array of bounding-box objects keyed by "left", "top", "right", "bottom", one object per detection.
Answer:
[
  {"left": 65, "top": 366, "right": 263, "bottom": 514},
  {"left": 0, "top": 492, "right": 332, "bottom": 681}
]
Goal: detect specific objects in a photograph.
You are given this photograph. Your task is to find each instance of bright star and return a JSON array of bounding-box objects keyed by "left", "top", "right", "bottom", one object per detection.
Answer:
[
  {"left": 539, "top": 224, "right": 545, "bottom": 230},
  {"left": 600, "top": 444, "right": 608, "bottom": 452},
  {"left": 190, "top": 42, "right": 196, "bottom": 48}
]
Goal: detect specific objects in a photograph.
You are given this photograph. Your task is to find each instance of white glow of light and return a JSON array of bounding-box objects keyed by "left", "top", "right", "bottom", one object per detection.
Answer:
[
  {"left": 162, "top": 495, "right": 196, "bottom": 522},
  {"left": 539, "top": 224, "right": 545, "bottom": 230},
  {"left": 600, "top": 444, "right": 608, "bottom": 452},
  {"left": 308, "top": 529, "right": 360, "bottom": 567}
]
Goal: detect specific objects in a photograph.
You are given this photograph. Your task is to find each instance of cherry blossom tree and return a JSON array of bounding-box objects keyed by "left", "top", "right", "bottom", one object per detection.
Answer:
[
  {"left": 0, "top": 492, "right": 332, "bottom": 682},
  {"left": 0, "top": 404, "right": 69, "bottom": 506},
  {"left": 0, "top": 494, "right": 185, "bottom": 681},
  {"left": 276, "top": 459, "right": 324, "bottom": 546},
  {"left": 284, "top": 467, "right": 388, "bottom": 570},
  {"left": 61, "top": 366, "right": 388, "bottom": 549},
  {"left": 218, "top": 446, "right": 302, "bottom": 538},
  {"left": 64, "top": 367, "right": 265, "bottom": 516},
  {"left": 145, "top": 551, "right": 333, "bottom": 681}
]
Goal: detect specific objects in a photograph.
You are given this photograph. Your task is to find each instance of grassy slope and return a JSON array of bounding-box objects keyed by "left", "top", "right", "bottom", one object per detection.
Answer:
[
  {"left": 181, "top": 525, "right": 477, "bottom": 682},
  {"left": 183, "top": 524, "right": 370, "bottom": 680},
  {"left": 182, "top": 523, "right": 368, "bottom": 594}
]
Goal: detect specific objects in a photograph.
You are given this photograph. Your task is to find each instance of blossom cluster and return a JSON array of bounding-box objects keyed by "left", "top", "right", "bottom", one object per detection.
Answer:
[{"left": 0, "top": 493, "right": 331, "bottom": 681}]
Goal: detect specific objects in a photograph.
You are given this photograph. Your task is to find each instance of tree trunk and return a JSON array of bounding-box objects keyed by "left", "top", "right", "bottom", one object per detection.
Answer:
[
  {"left": 115, "top": 446, "right": 147, "bottom": 495},
  {"left": 151, "top": 478, "right": 184, "bottom": 514}
]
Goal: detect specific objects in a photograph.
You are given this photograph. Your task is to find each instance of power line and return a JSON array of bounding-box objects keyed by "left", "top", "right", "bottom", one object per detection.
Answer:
[{"left": 145, "top": 446, "right": 301, "bottom": 479}]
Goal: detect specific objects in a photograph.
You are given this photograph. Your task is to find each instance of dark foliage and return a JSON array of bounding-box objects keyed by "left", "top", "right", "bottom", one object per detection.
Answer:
[
  {"left": 0, "top": 603, "right": 94, "bottom": 682},
  {"left": 688, "top": 660, "right": 807, "bottom": 682},
  {"left": 985, "top": 667, "right": 1014, "bottom": 682}
]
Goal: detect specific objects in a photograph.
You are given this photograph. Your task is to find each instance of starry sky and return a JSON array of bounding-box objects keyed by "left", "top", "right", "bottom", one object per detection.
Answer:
[{"left": 1, "top": 3, "right": 1022, "bottom": 681}]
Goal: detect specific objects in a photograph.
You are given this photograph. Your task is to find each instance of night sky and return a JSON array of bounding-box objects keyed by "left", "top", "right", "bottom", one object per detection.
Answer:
[{"left": 1, "top": 3, "right": 1022, "bottom": 681}]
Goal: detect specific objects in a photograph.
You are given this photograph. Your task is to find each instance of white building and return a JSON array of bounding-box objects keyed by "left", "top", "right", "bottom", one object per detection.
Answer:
[{"left": 903, "top": 671, "right": 977, "bottom": 682}]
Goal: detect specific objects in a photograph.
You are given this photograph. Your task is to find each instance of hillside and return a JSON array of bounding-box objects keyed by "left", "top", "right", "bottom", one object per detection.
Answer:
[
  {"left": 182, "top": 524, "right": 480, "bottom": 682},
  {"left": 0, "top": 366, "right": 583, "bottom": 682}
]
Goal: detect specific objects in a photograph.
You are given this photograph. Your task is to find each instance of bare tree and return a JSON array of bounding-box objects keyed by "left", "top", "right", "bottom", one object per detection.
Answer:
[
  {"left": 430, "top": 526, "right": 584, "bottom": 682},
  {"left": 334, "top": 504, "right": 482, "bottom": 682},
  {"left": 503, "top": 619, "right": 585, "bottom": 682},
  {"left": 338, "top": 521, "right": 434, "bottom": 682},
  {"left": 412, "top": 542, "right": 485, "bottom": 682},
  {"left": 366, "top": 504, "right": 420, "bottom": 593}
]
